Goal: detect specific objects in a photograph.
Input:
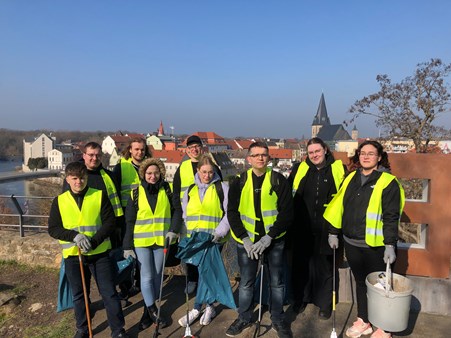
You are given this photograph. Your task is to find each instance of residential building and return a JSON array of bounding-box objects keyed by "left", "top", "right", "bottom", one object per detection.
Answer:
[
  {"left": 151, "top": 149, "right": 185, "bottom": 183},
  {"left": 48, "top": 148, "right": 77, "bottom": 170},
  {"left": 23, "top": 133, "right": 55, "bottom": 171}
]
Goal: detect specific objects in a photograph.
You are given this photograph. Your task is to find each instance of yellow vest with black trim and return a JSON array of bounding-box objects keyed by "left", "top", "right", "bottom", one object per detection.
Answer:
[
  {"left": 133, "top": 185, "right": 171, "bottom": 248},
  {"left": 179, "top": 160, "right": 195, "bottom": 200},
  {"left": 58, "top": 188, "right": 111, "bottom": 258},
  {"left": 292, "top": 160, "right": 345, "bottom": 196},
  {"left": 120, "top": 158, "right": 140, "bottom": 207},
  {"left": 186, "top": 183, "right": 224, "bottom": 239},
  {"left": 99, "top": 169, "right": 124, "bottom": 217},
  {"left": 323, "top": 171, "right": 405, "bottom": 247},
  {"left": 231, "top": 168, "right": 284, "bottom": 244}
]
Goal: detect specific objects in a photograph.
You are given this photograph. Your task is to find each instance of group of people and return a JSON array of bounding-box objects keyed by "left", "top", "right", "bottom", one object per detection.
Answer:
[{"left": 48, "top": 134, "right": 404, "bottom": 338}]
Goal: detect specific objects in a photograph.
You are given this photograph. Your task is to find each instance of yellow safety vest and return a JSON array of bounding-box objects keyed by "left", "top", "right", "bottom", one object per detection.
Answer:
[
  {"left": 231, "top": 168, "right": 284, "bottom": 244},
  {"left": 120, "top": 158, "right": 140, "bottom": 207},
  {"left": 186, "top": 184, "right": 223, "bottom": 238},
  {"left": 292, "top": 160, "right": 345, "bottom": 196},
  {"left": 99, "top": 169, "right": 124, "bottom": 217},
  {"left": 58, "top": 188, "right": 111, "bottom": 258},
  {"left": 323, "top": 171, "right": 405, "bottom": 247},
  {"left": 133, "top": 185, "right": 171, "bottom": 248},
  {"left": 179, "top": 160, "right": 195, "bottom": 200}
]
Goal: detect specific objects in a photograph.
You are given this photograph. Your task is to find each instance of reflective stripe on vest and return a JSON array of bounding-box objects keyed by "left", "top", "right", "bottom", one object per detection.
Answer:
[
  {"left": 99, "top": 169, "right": 124, "bottom": 217},
  {"left": 58, "top": 188, "right": 111, "bottom": 258},
  {"left": 186, "top": 183, "right": 223, "bottom": 237},
  {"left": 120, "top": 158, "right": 140, "bottom": 207},
  {"left": 133, "top": 185, "right": 171, "bottom": 248},
  {"left": 323, "top": 171, "right": 405, "bottom": 247},
  {"left": 179, "top": 160, "right": 195, "bottom": 200},
  {"left": 292, "top": 160, "right": 345, "bottom": 196},
  {"left": 231, "top": 168, "right": 283, "bottom": 244}
]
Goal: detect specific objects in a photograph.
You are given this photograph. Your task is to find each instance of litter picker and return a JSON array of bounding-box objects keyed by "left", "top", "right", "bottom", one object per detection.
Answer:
[
  {"left": 183, "top": 264, "right": 196, "bottom": 338},
  {"left": 78, "top": 247, "right": 93, "bottom": 338},
  {"left": 253, "top": 254, "right": 264, "bottom": 338},
  {"left": 330, "top": 247, "right": 337, "bottom": 338},
  {"left": 153, "top": 238, "right": 170, "bottom": 338}
]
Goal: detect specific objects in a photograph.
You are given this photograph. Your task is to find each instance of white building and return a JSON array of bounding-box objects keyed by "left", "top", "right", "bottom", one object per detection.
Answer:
[
  {"left": 48, "top": 149, "right": 75, "bottom": 170},
  {"left": 23, "top": 133, "right": 55, "bottom": 171}
]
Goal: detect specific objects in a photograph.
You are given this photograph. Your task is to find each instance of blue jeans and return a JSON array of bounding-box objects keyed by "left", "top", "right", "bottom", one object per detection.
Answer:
[
  {"left": 135, "top": 246, "right": 164, "bottom": 307},
  {"left": 237, "top": 238, "right": 286, "bottom": 324},
  {"left": 65, "top": 252, "right": 125, "bottom": 337}
]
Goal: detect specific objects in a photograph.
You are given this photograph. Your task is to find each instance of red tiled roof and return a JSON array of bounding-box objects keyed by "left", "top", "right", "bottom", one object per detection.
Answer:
[
  {"left": 235, "top": 139, "right": 253, "bottom": 150},
  {"left": 152, "top": 149, "right": 185, "bottom": 164},
  {"left": 269, "top": 149, "right": 293, "bottom": 159}
]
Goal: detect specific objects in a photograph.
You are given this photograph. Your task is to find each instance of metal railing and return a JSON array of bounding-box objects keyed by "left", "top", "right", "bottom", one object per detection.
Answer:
[{"left": 0, "top": 194, "right": 53, "bottom": 237}]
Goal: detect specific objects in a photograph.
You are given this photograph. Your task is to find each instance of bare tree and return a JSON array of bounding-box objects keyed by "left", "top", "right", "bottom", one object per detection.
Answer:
[{"left": 349, "top": 58, "right": 451, "bottom": 152}]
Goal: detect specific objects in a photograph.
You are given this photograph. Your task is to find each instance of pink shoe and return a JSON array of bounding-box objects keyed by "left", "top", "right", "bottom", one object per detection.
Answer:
[
  {"left": 370, "top": 328, "right": 392, "bottom": 338},
  {"left": 346, "top": 317, "right": 373, "bottom": 337}
]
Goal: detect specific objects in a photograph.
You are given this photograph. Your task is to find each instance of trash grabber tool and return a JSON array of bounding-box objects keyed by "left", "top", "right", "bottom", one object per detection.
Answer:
[
  {"left": 330, "top": 247, "right": 337, "bottom": 338},
  {"left": 78, "top": 247, "right": 93, "bottom": 338},
  {"left": 153, "top": 237, "right": 170, "bottom": 338},
  {"left": 183, "top": 263, "right": 196, "bottom": 338},
  {"left": 253, "top": 253, "right": 264, "bottom": 338}
]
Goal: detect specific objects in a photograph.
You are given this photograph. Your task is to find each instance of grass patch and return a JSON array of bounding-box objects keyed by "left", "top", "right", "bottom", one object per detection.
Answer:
[{"left": 24, "top": 312, "right": 73, "bottom": 338}]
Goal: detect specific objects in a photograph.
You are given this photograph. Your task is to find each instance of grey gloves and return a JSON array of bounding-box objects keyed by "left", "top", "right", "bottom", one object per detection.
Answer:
[
  {"left": 242, "top": 237, "right": 253, "bottom": 258},
  {"left": 328, "top": 234, "right": 339, "bottom": 249},
  {"left": 73, "top": 234, "right": 92, "bottom": 253},
  {"left": 123, "top": 249, "right": 136, "bottom": 260},
  {"left": 250, "top": 235, "right": 272, "bottom": 259},
  {"left": 165, "top": 231, "right": 178, "bottom": 244},
  {"left": 384, "top": 245, "right": 396, "bottom": 264},
  {"left": 212, "top": 232, "right": 222, "bottom": 243}
]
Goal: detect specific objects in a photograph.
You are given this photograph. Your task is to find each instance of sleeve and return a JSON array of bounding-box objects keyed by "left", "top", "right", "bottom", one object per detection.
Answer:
[
  {"left": 122, "top": 195, "right": 137, "bottom": 249},
  {"left": 267, "top": 172, "right": 294, "bottom": 239},
  {"left": 48, "top": 197, "right": 79, "bottom": 242},
  {"left": 169, "top": 166, "right": 183, "bottom": 233},
  {"left": 215, "top": 182, "right": 231, "bottom": 237},
  {"left": 112, "top": 163, "right": 122, "bottom": 195},
  {"left": 381, "top": 179, "right": 402, "bottom": 245},
  {"left": 90, "top": 192, "right": 116, "bottom": 250},
  {"left": 287, "top": 162, "right": 300, "bottom": 187},
  {"left": 227, "top": 176, "right": 248, "bottom": 240}
]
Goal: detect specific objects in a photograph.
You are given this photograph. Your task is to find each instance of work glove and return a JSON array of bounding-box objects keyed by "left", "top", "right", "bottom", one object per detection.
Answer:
[
  {"left": 250, "top": 234, "right": 272, "bottom": 259},
  {"left": 123, "top": 249, "right": 136, "bottom": 260},
  {"left": 384, "top": 245, "right": 396, "bottom": 264},
  {"left": 165, "top": 231, "right": 178, "bottom": 244},
  {"left": 73, "top": 234, "right": 92, "bottom": 253},
  {"left": 212, "top": 232, "right": 222, "bottom": 243},
  {"left": 328, "top": 234, "right": 339, "bottom": 249},
  {"left": 242, "top": 237, "right": 253, "bottom": 259}
]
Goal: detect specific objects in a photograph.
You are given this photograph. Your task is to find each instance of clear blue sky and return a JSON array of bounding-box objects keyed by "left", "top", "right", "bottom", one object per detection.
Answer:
[{"left": 1, "top": 1, "right": 450, "bottom": 139}]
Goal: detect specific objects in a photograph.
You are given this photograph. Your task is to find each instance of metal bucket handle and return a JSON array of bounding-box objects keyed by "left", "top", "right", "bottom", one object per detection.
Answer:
[{"left": 385, "top": 260, "right": 391, "bottom": 297}]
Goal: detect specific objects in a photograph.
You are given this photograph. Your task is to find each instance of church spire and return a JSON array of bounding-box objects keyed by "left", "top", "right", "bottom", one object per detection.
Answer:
[
  {"left": 311, "top": 93, "right": 331, "bottom": 138},
  {"left": 158, "top": 121, "right": 164, "bottom": 136}
]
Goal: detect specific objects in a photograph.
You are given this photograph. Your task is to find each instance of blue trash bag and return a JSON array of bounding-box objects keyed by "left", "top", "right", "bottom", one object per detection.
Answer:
[
  {"left": 57, "top": 257, "right": 74, "bottom": 312},
  {"left": 176, "top": 231, "right": 236, "bottom": 309}
]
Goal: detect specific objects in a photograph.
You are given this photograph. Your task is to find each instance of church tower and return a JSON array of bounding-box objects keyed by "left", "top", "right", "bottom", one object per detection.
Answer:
[
  {"left": 158, "top": 121, "right": 165, "bottom": 137},
  {"left": 352, "top": 125, "right": 358, "bottom": 140},
  {"left": 311, "top": 93, "right": 331, "bottom": 138}
]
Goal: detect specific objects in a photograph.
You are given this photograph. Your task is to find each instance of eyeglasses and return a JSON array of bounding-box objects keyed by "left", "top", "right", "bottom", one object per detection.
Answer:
[
  {"left": 359, "top": 152, "right": 378, "bottom": 157},
  {"left": 249, "top": 153, "right": 269, "bottom": 158},
  {"left": 187, "top": 144, "right": 201, "bottom": 150},
  {"left": 85, "top": 153, "right": 101, "bottom": 158}
]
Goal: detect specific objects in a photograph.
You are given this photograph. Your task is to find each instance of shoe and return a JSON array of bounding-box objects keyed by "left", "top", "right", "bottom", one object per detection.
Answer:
[
  {"left": 272, "top": 321, "right": 293, "bottom": 338},
  {"left": 114, "top": 330, "right": 130, "bottom": 338},
  {"left": 73, "top": 332, "right": 89, "bottom": 338},
  {"left": 370, "top": 328, "right": 392, "bottom": 338},
  {"left": 148, "top": 305, "right": 168, "bottom": 328},
  {"left": 178, "top": 308, "right": 200, "bottom": 327},
  {"left": 292, "top": 301, "right": 307, "bottom": 314},
  {"left": 200, "top": 305, "right": 216, "bottom": 325},
  {"left": 185, "top": 281, "right": 198, "bottom": 294},
  {"left": 226, "top": 318, "right": 252, "bottom": 337},
  {"left": 346, "top": 317, "right": 373, "bottom": 337},
  {"left": 319, "top": 308, "right": 332, "bottom": 320},
  {"left": 138, "top": 305, "right": 153, "bottom": 331}
]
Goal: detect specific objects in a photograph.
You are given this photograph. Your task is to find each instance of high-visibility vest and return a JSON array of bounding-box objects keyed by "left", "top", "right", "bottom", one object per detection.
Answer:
[
  {"left": 58, "top": 188, "right": 111, "bottom": 258},
  {"left": 133, "top": 185, "right": 171, "bottom": 248},
  {"left": 120, "top": 158, "right": 140, "bottom": 207},
  {"left": 179, "top": 160, "right": 195, "bottom": 200},
  {"left": 231, "top": 168, "right": 284, "bottom": 244},
  {"left": 99, "top": 169, "right": 124, "bottom": 217},
  {"left": 323, "top": 171, "right": 405, "bottom": 247},
  {"left": 292, "top": 160, "right": 345, "bottom": 196},
  {"left": 186, "top": 183, "right": 223, "bottom": 237}
]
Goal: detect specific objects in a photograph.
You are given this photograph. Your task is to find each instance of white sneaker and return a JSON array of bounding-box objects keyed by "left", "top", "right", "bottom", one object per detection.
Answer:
[
  {"left": 178, "top": 309, "right": 200, "bottom": 327},
  {"left": 200, "top": 305, "right": 216, "bottom": 325}
]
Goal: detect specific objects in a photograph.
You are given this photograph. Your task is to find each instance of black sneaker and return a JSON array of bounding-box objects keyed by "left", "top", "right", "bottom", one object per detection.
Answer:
[
  {"left": 226, "top": 318, "right": 252, "bottom": 337},
  {"left": 272, "top": 321, "right": 293, "bottom": 338},
  {"left": 292, "top": 301, "right": 307, "bottom": 314},
  {"left": 73, "top": 332, "right": 89, "bottom": 338}
]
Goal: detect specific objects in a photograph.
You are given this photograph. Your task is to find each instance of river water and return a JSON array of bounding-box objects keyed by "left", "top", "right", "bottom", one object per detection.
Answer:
[{"left": 0, "top": 160, "right": 25, "bottom": 196}]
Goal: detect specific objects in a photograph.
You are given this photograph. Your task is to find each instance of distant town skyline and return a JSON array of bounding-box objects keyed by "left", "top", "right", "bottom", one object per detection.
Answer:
[{"left": 1, "top": 1, "right": 450, "bottom": 139}]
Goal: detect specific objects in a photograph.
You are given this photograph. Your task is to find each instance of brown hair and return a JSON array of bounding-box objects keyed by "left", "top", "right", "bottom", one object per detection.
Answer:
[
  {"left": 65, "top": 161, "right": 87, "bottom": 178},
  {"left": 349, "top": 140, "right": 390, "bottom": 171},
  {"left": 196, "top": 154, "right": 217, "bottom": 170},
  {"left": 83, "top": 141, "right": 102, "bottom": 153},
  {"left": 122, "top": 137, "right": 152, "bottom": 159},
  {"left": 138, "top": 158, "right": 166, "bottom": 180}
]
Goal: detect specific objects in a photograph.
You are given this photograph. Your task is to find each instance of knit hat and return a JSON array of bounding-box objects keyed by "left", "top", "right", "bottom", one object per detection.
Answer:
[{"left": 186, "top": 135, "right": 202, "bottom": 146}]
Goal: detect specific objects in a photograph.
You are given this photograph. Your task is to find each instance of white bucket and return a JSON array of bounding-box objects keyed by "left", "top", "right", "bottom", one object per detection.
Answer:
[{"left": 366, "top": 264, "right": 414, "bottom": 332}]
